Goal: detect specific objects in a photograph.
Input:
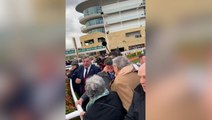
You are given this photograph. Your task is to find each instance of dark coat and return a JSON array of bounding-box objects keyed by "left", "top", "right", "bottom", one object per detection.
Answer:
[
  {"left": 124, "top": 85, "right": 145, "bottom": 120},
  {"left": 83, "top": 91, "right": 127, "bottom": 120},
  {"left": 97, "top": 71, "right": 115, "bottom": 90},
  {"left": 75, "top": 64, "right": 101, "bottom": 95},
  {"left": 68, "top": 67, "right": 81, "bottom": 96},
  {"left": 75, "top": 64, "right": 101, "bottom": 80}
]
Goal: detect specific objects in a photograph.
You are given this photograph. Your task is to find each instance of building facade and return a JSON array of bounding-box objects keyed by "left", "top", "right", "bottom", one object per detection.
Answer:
[
  {"left": 76, "top": 0, "right": 145, "bottom": 52},
  {"left": 76, "top": 1, "right": 104, "bottom": 34}
]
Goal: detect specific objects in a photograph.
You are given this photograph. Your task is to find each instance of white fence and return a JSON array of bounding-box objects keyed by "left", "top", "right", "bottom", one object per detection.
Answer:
[{"left": 65, "top": 79, "right": 84, "bottom": 120}]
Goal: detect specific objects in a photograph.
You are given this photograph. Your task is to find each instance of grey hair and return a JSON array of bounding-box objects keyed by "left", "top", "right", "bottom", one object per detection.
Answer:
[
  {"left": 85, "top": 75, "right": 106, "bottom": 98},
  {"left": 113, "top": 56, "right": 130, "bottom": 70}
]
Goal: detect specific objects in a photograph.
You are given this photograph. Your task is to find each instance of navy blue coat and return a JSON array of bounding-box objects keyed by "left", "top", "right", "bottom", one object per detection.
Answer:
[
  {"left": 68, "top": 67, "right": 81, "bottom": 96},
  {"left": 73, "top": 64, "right": 101, "bottom": 95},
  {"left": 75, "top": 64, "right": 101, "bottom": 80}
]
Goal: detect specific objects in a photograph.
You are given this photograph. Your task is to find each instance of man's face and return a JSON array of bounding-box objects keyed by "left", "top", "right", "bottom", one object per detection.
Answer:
[
  {"left": 113, "top": 65, "right": 119, "bottom": 75},
  {"left": 83, "top": 58, "right": 91, "bottom": 68},
  {"left": 138, "top": 63, "right": 146, "bottom": 92},
  {"left": 140, "top": 56, "right": 146, "bottom": 64},
  {"left": 106, "top": 65, "right": 114, "bottom": 73}
]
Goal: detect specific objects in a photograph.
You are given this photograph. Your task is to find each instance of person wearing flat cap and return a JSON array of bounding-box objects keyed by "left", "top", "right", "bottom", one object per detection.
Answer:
[{"left": 67, "top": 60, "right": 81, "bottom": 96}]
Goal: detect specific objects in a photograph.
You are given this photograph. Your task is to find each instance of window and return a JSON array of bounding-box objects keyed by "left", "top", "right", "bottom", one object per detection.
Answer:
[
  {"left": 83, "top": 6, "right": 102, "bottom": 16},
  {"left": 98, "top": 37, "right": 105, "bottom": 43},
  {"left": 135, "top": 35, "right": 142, "bottom": 38},
  {"left": 126, "top": 31, "right": 142, "bottom": 38},
  {"left": 85, "top": 18, "right": 103, "bottom": 27},
  {"left": 88, "top": 28, "right": 105, "bottom": 34},
  {"left": 84, "top": 39, "right": 94, "bottom": 46},
  {"left": 128, "top": 44, "right": 145, "bottom": 50}
]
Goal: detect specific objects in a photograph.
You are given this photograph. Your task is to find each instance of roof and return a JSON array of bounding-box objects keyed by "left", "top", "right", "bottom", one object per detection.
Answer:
[{"left": 76, "top": 0, "right": 100, "bottom": 13}]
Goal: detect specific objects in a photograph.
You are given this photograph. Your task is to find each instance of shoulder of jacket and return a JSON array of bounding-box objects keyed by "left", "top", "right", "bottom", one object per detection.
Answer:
[{"left": 78, "top": 65, "right": 84, "bottom": 69}]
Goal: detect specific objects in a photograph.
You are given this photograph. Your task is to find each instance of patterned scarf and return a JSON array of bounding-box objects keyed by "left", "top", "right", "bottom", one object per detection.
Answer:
[{"left": 86, "top": 89, "right": 109, "bottom": 111}]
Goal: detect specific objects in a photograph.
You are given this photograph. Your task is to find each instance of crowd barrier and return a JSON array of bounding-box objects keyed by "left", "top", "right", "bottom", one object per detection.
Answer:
[{"left": 65, "top": 79, "right": 84, "bottom": 120}]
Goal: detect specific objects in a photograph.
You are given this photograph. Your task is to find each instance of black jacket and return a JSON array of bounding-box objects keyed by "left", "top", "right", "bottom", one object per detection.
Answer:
[
  {"left": 124, "top": 85, "right": 145, "bottom": 120},
  {"left": 74, "top": 64, "right": 101, "bottom": 96},
  {"left": 83, "top": 91, "right": 127, "bottom": 120},
  {"left": 75, "top": 64, "right": 101, "bottom": 81},
  {"left": 68, "top": 67, "right": 81, "bottom": 96},
  {"left": 97, "top": 71, "right": 114, "bottom": 90}
]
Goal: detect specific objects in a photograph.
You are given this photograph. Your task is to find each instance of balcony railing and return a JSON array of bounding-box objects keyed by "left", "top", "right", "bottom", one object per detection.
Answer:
[
  {"left": 81, "top": 24, "right": 104, "bottom": 33},
  {"left": 103, "top": 2, "right": 145, "bottom": 14},
  {"left": 79, "top": 13, "right": 102, "bottom": 24},
  {"left": 105, "top": 13, "right": 145, "bottom": 25}
]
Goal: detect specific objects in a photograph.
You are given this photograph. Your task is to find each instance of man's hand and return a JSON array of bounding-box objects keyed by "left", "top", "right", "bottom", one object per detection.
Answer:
[
  {"left": 75, "top": 98, "right": 84, "bottom": 107},
  {"left": 75, "top": 78, "right": 81, "bottom": 84},
  {"left": 102, "top": 66, "right": 108, "bottom": 72},
  {"left": 80, "top": 111, "right": 86, "bottom": 117},
  {"left": 65, "top": 75, "right": 68, "bottom": 80}
]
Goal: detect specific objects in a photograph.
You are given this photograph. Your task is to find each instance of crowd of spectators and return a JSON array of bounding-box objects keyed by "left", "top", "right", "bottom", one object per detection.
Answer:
[{"left": 66, "top": 51, "right": 146, "bottom": 120}]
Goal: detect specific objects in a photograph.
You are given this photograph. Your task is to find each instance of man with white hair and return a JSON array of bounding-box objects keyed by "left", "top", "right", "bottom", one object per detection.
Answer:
[{"left": 111, "top": 56, "right": 140, "bottom": 111}]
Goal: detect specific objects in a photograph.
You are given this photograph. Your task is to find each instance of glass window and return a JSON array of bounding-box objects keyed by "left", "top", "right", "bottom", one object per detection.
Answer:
[
  {"left": 83, "top": 6, "right": 102, "bottom": 17},
  {"left": 88, "top": 28, "right": 105, "bottom": 34},
  {"left": 85, "top": 18, "right": 103, "bottom": 27},
  {"left": 84, "top": 39, "right": 94, "bottom": 46},
  {"left": 126, "top": 31, "right": 142, "bottom": 38},
  {"left": 98, "top": 37, "right": 105, "bottom": 42}
]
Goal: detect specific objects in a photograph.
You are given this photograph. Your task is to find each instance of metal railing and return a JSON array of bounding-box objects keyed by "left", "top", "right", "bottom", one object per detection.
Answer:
[{"left": 65, "top": 79, "right": 84, "bottom": 120}]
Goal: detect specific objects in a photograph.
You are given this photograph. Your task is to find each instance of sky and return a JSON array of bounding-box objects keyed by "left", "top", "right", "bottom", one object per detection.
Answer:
[{"left": 66, "top": 0, "right": 85, "bottom": 49}]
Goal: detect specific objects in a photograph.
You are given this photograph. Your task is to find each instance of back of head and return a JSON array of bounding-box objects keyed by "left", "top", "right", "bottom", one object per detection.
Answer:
[
  {"left": 113, "top": 56, "right": 130, "bottom": 70},
  {"left": 71, "top": 60, "right": 78, "bottom": 66},
  {"left": 85, "top": 75, "right": 106, "bottom": 98},
  {"left": 104, "top": 57, "right": 113, "bottom": 65}
]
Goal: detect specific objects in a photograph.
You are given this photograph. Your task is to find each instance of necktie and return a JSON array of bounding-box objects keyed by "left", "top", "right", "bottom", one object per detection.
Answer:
[{"left": 85, "top": 68, "right": 88, "bottom": 78}]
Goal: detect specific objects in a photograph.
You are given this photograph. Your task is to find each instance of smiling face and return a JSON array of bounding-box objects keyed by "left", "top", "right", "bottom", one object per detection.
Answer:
[{"left": 138, "top": 63, "right": 146, "bottom": 92}]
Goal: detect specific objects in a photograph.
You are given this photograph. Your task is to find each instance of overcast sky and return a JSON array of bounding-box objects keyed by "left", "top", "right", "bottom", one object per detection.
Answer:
[{"left": 66, "top": 0, "right": 85, "bottom": 49}]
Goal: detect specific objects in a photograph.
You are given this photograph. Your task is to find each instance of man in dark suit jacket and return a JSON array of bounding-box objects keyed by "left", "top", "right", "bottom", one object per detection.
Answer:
[
  {"left": 74, "top": 56, "right": 101, "bottom": 96},
  {"left": 125, "top": 63, "right": 146, "bottom": 120}
]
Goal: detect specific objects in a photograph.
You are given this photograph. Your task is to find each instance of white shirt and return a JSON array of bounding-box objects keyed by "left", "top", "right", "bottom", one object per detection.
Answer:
[
  {"left": 132, "top": 64, "right": 140, "bottom": 71},
  {"left": 83, "top": 65, "right": 91, "bottom": 78}
]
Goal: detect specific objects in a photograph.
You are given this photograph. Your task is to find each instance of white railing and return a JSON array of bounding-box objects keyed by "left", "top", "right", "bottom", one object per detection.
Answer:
[
  {"left": 103, "top": 2, "right": 145, "bottom": 14},
  {"left": 106, "top": 14, "right": 145, "bottom": 25},
  {"left": 65, "top": 79, "right": 84, "bottom": 120}
]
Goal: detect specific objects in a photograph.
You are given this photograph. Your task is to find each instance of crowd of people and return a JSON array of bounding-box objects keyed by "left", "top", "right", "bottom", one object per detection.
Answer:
[{"left": 65, "top": 52, "right": 146, "bottom": 120}]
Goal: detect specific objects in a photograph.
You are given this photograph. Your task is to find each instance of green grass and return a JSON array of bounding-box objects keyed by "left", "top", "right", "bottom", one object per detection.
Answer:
[{"left": 127, "top": 53, "right": 137, "bottom": 58}]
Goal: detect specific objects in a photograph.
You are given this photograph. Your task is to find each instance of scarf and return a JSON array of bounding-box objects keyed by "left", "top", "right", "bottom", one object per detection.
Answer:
[{"left": 86, "top": 89, "right": 109, "bottom": 111}]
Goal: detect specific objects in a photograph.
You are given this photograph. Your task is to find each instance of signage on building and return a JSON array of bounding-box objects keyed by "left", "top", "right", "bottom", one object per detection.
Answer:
[
  {"left": 65, "top": 46, "right": 106, "bottom": 55},
  {"left": 65, "top": 49, "right": 76, "bottom": 55}
]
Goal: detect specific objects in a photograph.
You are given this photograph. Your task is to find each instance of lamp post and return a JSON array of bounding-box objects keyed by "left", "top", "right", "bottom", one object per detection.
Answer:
[{"left": 101, "top": 11, "right": 110, "bottom": 53}]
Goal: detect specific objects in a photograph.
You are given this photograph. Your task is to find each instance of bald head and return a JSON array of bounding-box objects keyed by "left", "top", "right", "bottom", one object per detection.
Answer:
[{"left": 138, "top": 63, "right": 146, "bottom": 92}]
